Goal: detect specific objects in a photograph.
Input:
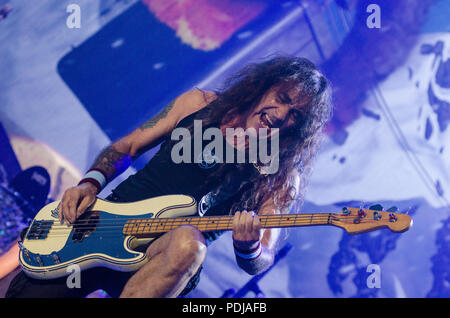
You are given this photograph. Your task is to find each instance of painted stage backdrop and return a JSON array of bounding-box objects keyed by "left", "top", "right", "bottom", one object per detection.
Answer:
[{"left": 0, "top": 0, "right": 449, "bottom": 297}]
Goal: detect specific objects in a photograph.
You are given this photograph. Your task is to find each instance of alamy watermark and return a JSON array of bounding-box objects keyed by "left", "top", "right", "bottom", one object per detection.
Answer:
[
  {"left": 366, "top": 4, "right": 381, "bottom": 29},
  {"left": 170, "top": 120, "right": 280, "bottom": 174},
  {"left": 66, "top": 264, "right": 81, "bottom": 289},
  {"left": 66, "top": 4, "right": 81, "bottom": 29},
  {"left": 366, "top": 264, "right": 381, "bottom": 289}
]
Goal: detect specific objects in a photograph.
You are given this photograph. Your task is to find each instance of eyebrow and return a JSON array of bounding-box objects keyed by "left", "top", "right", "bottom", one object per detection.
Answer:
[{"left": 277, "top": 92, "right": 293, "bottom": 104}]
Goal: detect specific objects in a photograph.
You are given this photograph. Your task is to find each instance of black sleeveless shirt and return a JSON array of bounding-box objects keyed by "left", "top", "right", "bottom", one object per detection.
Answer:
[{"left": 110, "top": 109, "right": 256, "bottom": 242}]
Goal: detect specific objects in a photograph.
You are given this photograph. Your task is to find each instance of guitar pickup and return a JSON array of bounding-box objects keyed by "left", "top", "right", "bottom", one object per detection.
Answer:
[{"left": 27, "top": 220, "right": 53, "bottom": 240}]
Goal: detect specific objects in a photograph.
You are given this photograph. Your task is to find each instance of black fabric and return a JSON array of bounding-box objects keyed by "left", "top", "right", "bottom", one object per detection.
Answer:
[
  {"left": 111, "top": 112, "right": 232, "bottom": 209},
  {"left": 5, "top": 267, "right": 132, "bottom": 298},
  {"left": 5, "top": 262, "right": 202, "bottom": 298}
]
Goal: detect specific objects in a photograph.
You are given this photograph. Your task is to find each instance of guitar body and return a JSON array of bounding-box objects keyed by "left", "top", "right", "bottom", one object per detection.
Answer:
[{"left": 19, "top": 195, "right": 197, "bottom": 280}]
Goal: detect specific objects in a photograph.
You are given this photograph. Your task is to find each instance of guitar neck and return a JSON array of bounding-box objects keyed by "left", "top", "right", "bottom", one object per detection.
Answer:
[{"left": 122, "top": 213, "right": 333, "bottom": 237}]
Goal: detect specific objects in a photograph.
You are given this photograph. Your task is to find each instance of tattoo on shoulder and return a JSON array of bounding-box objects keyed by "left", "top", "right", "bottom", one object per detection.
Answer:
[{"left": 140, "top": 99, "right": 176, "bottom": 130}]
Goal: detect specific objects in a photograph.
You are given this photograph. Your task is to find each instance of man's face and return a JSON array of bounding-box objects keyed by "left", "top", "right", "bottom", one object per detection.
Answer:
[{"left": 244, "top": 85, "right": 306, "bottom": 138}]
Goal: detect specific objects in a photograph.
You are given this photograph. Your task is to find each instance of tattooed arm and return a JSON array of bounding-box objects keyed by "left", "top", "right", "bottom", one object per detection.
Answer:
[{"left": 59, "top": 88, "right": 216, "bottom": 223}]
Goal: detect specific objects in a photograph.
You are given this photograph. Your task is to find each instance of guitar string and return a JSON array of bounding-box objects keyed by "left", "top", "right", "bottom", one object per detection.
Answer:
[
  {"left": 47, "top": 213, "right": 337, "bottom": 226},
  {"left": 33, "top": 223, "right": 386, "bottom": 239},
  {"left": 30, "top": 215, "right": 371, "bottom": 233},
  {"left": 34, "top": 214, "right": 338, "bottom": 232},
  {"left": 29, "top": 216, "right": 382, "bottom": 239},
  {"left": 35, "top": 219, "right": 344, "bottom": 238},
  {"left": 35, "top": 214, "right": 340, "bottom": 231},
  {"left": 44, "top": 212, "right": 367, "bottom": 228},
  {"left": 34, "top": 222, "right": 342, "bottom": 240},
  {"left": 33, "top": 221, "right": 385, "bottom": 239},
  {"left": 40, "top": 219, "right": 338, "bottom": 236},
  {"left": 37, "top": 208, "right": 383, "bottom": 227}
]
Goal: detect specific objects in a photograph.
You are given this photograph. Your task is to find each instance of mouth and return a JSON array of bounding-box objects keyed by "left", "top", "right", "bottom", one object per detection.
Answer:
[{"left": 260, "top": 112, "right": 274, "bottom": 129}]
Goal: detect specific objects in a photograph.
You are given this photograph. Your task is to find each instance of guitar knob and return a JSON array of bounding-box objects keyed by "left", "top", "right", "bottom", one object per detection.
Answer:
[
  {"left": 51, "top": 252, "right": 61, "bottom": 264},
  {"left": 35, "top": 254, "right": 43, "bottom": 266}
]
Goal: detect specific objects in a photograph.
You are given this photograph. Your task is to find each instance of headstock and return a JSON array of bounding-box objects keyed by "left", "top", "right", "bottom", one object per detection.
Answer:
[{"left": 331, "top": 207, "right": 413, "bottom": 234}]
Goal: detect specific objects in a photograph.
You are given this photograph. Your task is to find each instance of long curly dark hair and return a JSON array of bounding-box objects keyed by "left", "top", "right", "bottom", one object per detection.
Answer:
[{"left": 191, "top": 56, "right": 333, "bottom": 214}]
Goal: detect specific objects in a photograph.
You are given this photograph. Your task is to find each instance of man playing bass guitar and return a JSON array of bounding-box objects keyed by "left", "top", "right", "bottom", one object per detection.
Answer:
[{"left": 6, "top": 56, "right": 332, "bottom": 298}]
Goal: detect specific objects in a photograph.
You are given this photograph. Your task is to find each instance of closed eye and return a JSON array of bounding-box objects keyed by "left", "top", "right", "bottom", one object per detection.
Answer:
[{"left": 277, "top": 92, "right": 292, "bottom": 105}]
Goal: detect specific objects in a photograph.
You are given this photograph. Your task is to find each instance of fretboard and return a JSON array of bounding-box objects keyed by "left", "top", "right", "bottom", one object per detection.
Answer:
[{"left": 122, "top": 213, "right": 334, "bottom": 237}]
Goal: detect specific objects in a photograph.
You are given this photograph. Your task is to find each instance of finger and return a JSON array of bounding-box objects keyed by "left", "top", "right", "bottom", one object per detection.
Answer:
[
  {"left": 232, "top": 211, "right": 241, "bottom": 239},
  {"left": 248, "top": 212, "right": 260, "bottom": 240},
  {"left": 66, "top": 193, "right": 80, "bottom": 224},
  {"left": 67, "top": 202, "right": 76, "bottom": 224},
  {"left": 76, "top": 195, "right": 93, "bottom": 219},
  {"left": 62, "top": 197, "right": 70, "bottom": 224},
  {"left": 240, "top": 210, "right": 250, "bottom": 236},
  {"left": 56, "top": 201, "right": 63, "bottom": 223},
  {"left": 243, "top": 211, "right": 254, "bottom": 236},
  {"left": 234, "top": 211, "right": 248, "bottom": 240},
  {"left": 252, "top": 213, "right": 261, "bottom": 236}
]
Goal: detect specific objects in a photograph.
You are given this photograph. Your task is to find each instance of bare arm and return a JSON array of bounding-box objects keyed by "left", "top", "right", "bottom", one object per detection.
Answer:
[
  {"left": 0, "top": 242, "right": 19, "bottom": 280},
  {"left": 59, "top": 89, "right": 216, "bottom": 223}
]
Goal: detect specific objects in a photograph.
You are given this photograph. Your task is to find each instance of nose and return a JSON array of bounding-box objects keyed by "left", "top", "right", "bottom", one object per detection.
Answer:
[{"left": 274, "top": 105, "right": 291, "bottom": 120}]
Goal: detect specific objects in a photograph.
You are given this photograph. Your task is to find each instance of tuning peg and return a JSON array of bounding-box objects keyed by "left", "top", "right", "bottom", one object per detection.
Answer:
[
  {"left": 389, "top": 213, "right": 398, "bottom": 222},
  {"left": 358, "top": 209, "right": 366, "bottom": 218},
  {"left": 342, "top": 207, "right": 351, "bottom": 215},
  {"left": 373, "top": 211, "right": 382, "bottom": 220}
]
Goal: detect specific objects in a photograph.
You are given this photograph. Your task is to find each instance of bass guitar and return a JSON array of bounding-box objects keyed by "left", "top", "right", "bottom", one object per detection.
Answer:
[{"left": 18, "top": 194, "right": 412, "bottom": 279}]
